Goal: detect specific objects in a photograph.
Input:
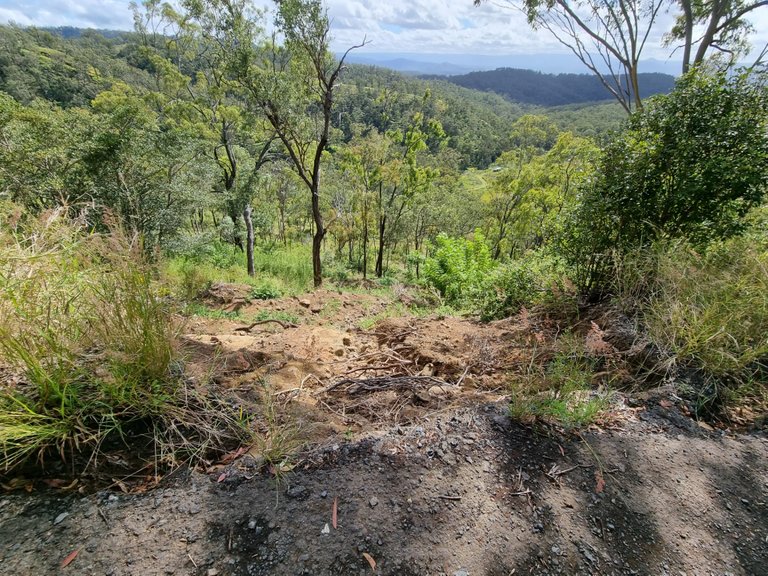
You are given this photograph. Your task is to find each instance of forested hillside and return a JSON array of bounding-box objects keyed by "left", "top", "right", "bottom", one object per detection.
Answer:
[
  {"left": 0, "top": 25, "right": 626, "bottom": 169},
  {"left": 426, "top": 67, "right": 676, "bottom": 106},
  {"left": 1, "top": 1, "right": 767, "bottom": 541}
]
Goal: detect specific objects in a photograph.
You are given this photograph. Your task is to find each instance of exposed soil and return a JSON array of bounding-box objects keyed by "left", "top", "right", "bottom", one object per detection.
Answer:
[{"left": 1, "top": 286, "right": 767, "bottom": 575}]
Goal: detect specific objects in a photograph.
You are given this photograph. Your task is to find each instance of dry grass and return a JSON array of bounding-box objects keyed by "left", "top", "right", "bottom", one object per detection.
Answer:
[{"left": 0, "top": 207, "right": 254, "bottom": 474}]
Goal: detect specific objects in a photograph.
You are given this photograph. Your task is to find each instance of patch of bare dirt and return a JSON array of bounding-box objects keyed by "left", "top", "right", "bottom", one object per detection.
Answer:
[
  {"left": 1, "top": 404, "right": 766, "bottom": 575},
  {"left": 2, "top": 291, "right": 767, "bottom": 575}
]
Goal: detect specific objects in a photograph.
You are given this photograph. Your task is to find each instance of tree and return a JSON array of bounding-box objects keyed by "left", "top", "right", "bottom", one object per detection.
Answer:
[
  {"left": 373, "top": 111, "right": 444, "bottom": 278},
  {"left": 202, "top": 0, "right": 365, "bottom": 287},
  {"left": 339, "top": 126, "right": 385, "bottom": 278},
  {"left": 562, "top": 69, "right": 768, "bottom": 291},
  {"left": 669, "top": 0, "right": 768, "bottom": 73},
  {"left": 0, "top": 94, "right": 94, "bottom": 210},
  {"left": 133, "top": 0, "right": 277, "bottom": 276},
  {"left": 86, "top": 82, "right": 215, "bottom": 249},
  {"left": 476, "top": 0, "right": 665, "bottom": 113},
  {"left": 474, "top": 0, "right": 768, "bottom": 112}
]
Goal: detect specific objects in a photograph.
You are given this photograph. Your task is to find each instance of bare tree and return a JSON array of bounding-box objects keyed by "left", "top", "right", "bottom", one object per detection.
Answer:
[
  {"left": 475, "top": 0, "right": 768, "bottom": 112},
  {"left": 476, "top": 0, "right": 665, "bottom": 113}
]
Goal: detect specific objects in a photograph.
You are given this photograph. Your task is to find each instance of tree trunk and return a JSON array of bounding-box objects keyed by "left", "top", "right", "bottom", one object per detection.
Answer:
[
  {"left": 362, "top": 218, "right": 369, "bottom": 279},
  {"left": 312, "top": 230, "right": 323, "bottom": 287},
  {"left": 629, "top": 63, "right": 642, "bottom": 111},
  {"left": 693, "top": 0, "right": 724, "bottom": 67},
  {"left": 243, "top": 203, "right": 255, "bottom": 277},
  {"left": 311, "top": 186, "right": 324, "bottom": 287},
  {"left": 681, "top": 0, "right": 694, "bottom": 73},
  {"left": 375, "top": 215, "right": 386, "bottom": 278},
  {"left": 278, "top": 203, "right": 287, "bottom": 246}
]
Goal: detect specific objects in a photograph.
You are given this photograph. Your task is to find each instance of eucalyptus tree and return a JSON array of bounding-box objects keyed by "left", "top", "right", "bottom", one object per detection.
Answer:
[
  {"left": 132, "top": 0, "right": 278, "bottom": 275},
  {"left": 185, "top": 0, "right": 365, "bottom": 286},
  {"left": 474, "top": 0, "right": 768, "bottom": 112}
]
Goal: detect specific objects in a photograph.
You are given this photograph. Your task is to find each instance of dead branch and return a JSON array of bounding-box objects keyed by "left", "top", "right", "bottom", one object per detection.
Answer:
[
  {"left": 323, "top": 375, "right": 452, "bottom": 395},
  {"left": 234, "top": 319, "right": 298, "bottom": 332},
  {"left": 338, "top": 364, "right": 408, "bottom": 377}
]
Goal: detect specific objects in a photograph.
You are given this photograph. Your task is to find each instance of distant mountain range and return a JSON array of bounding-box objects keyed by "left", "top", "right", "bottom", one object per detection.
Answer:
[
  {"left": 423, "top": 68, "right": 676, "bottom": 106},
  {"left": 344, "top": 52, "right": 683, "bottom": 77}
]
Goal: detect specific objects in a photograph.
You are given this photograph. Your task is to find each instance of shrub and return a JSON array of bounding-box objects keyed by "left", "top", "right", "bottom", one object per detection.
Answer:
[
  {"left": 477, "top": 262, "right": 537, "bottom": 321},
  {"left": 249, "top": 282, "right": 282, "bottom": 300},
  {"left": 423, "top": 231, "right": 496, "bottom": 306},
  {"left": 477, "top": 251, "right": 576, "bottom": 321},
  {"left": 562, "top": 69, "right": 768, "bottom": 293},
  {"left": 165, "top": 232, "right": 241, "bottom": 269}
]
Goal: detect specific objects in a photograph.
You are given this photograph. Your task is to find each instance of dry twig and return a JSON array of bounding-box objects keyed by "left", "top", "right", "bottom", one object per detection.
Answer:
[
  {"left": 324, "top": 375, "right": 451, "bottom": 395},
  {"left": 234, "top": 319, "right": 298, "bottom": 332}
]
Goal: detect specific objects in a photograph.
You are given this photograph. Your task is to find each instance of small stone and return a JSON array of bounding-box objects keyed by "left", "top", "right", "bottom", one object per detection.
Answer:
[
  {"left": 369, "top": 497, "right": 379, "bottom": 508},
  {"left": 207, "top": 569, "right": 220, "bottom": 576},
  {"left": 288, "top": 485, "right": 308, "bottom": 499},
  {"left": 299, "top": 299, "right": 311, "bottom": 308},
  {"left": 320, "top": 490, "right": 328, "bottom": 498},
  {"left": 454, "top": 570, "right": 469, "bottom": 576},
  {"left": 248, "top": 519, "right": 258, "bottom": 530},
  {"left": 321, "top": 523, "right": 330, "bottom": 534},
  {"left": 53, "top": 512, "right": 69, "bottom": 525}
]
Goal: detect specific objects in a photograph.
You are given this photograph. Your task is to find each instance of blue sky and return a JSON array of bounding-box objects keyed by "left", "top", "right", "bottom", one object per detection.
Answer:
[{"left": 1, "top": 0, "right": 766, "bottom": 63}]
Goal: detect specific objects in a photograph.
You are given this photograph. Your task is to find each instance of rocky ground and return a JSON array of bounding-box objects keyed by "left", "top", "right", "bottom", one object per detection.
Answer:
[{"left": 1, "top": 286, "right": 766, "bottom": 575}]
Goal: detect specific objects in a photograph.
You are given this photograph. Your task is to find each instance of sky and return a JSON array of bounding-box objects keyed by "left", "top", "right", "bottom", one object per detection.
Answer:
[{"left": 1, "top": 0, "right": 767, "bottom": 63}]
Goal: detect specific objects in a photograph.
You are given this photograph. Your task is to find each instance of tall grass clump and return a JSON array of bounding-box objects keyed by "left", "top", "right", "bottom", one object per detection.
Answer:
[
  {"left": 509, "top": 332, "right": 610, "bottom": 429},
  {"left": 641, "top": 230, "right": 768, "bottom": 415},
  {"left": 0, "top": 208, "right": 250, "bottom": 473},
  {"left": 252, "top": 244, "right": 313, "bottom": 293}
]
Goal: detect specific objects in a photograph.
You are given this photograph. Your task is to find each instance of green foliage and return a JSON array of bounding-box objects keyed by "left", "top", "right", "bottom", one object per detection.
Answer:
[
  {"left": 0, "top": 208, "right": 249, "bottom": 471},
  {"left": 251, "top": 244, "right": 314, "bottom": 293},
  {"left": 0, "top": 25, "right": 152, "bottom": 107},
  {"left": 249, "top": 282, "right": 282, "bottom": 300},
  {"left": 431, "top": 67, "right": 674, "bottom": 107},
  {"left": 510, "top": 339, "right": 609, "bottom": 429},
  {"left": 185, "top": 302, "right": 241, "bottom": 320},
  {"left": 641, "top": 228, "right": 768, "bottom": 415},
  {"left": 477, "top": 261, "right": 537, "bottom": 321},
  {"left": 562, "top": 69, "right": 768, "bottom": 292},
  {"left": 338, "top": 64, "right": 526, "bottom": 169},
  {"left": 166, "top": 233, "right": 242, "bottom": 269},
  {"left": 543, "top": 101, "right": 626, "bottom": 143},
  {"left": 485, "top": 131, "right": 598, "bottom": 259},
  {"left": 423, "top": 231, "right": 496, "bottom": 306}
]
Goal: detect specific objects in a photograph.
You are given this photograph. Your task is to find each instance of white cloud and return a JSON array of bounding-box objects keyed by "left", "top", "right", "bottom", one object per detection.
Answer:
[
  {"left": 0, "top": 7, "right": 33, "bottom": 25},
  {"left": 0, "top": 0, "right": 765, "bottom": 61},
  {"left": 0, "top": 0, "right": 135, "bottom": 29}
]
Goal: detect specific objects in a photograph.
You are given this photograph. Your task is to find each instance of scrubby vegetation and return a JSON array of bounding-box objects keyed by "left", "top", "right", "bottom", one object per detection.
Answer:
[
  {"left": 1, "top": 0, "right": 767, "bottom": 477},
  {"left": 0, "top": 210, "right": 252, "bottom": 473}
]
